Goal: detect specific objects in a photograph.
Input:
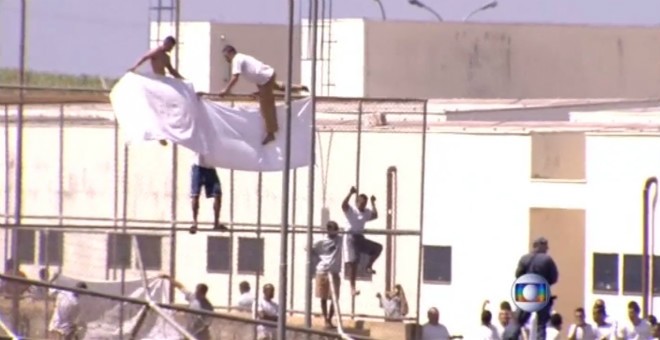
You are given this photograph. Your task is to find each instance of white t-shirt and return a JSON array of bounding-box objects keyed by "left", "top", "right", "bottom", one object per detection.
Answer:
[
  {"left": 568, "top": 323, "right": 597, "bottom": 340},
  {"left": 593, "top": 323, "right": 614, "bottom": 340},
  {"left": 421, "top": 323, "right": 451, "bottom": 340},
  {"left": 236, "top": 293, "right": 254, "bottom": 312},
  {"left": 254, "top": 298, "right": 279, "bottom": 338},
  {"left": 343, "top": 207, "right": 374, "bottom": 234},
  {"left": 231, "top": 53, "right": 275, "bottom": 86},
  {"left": 546, "top": 327, "right": 561, "bottom": 340},
  {"left": 48, "top": 291, "right": 82, "bottom": 335},
  {"left": 477, "top": 324, "right": 501, "bottom": 340},
  {"left": 313, "top": 236, "right": 343, "bottom": 273},
  {"left": 617, "top": 319, "right": 653, "bottom": 340}
]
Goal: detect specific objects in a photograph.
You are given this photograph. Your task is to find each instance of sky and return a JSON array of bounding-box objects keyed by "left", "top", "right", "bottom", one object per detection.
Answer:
[{"left": 1, "top": 0, "right": 660, "bottom": 77}]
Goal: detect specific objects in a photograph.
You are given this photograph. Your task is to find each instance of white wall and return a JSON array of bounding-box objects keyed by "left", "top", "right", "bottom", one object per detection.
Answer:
[
  {"left": 422, "top": 133, "right": 532, "bottom": 334},
  {"left": 585, "top": 134, "right": 660, "bottom": 321}
]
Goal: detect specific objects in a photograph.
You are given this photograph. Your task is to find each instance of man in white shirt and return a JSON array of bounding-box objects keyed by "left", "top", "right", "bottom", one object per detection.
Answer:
[
  {"left": 592, "top": 305, "right": 614, "bottom": 340},
  {"left": 341, "top": 186, "right": 382, "bottom": 297},
  {"left": 479, "top": 309, "right": 502, "bottom": 340},
  {"left": 546, "top": 313, "right": 563, "bottom": 340},
  {"left": 236, "top": 281, "right": 254, "bottom": 313},
  {"left": 568, "top": 307, "right": 597, "bottom": 340},
  {"left": 617, "top": 301, "right": 653, "bottom": 340},
  {"left": 421, "top": 307, "right": 456, "bottom": 340},
  {"left": 218, "top": 45, "right": 309, "bottom": 145},
  {"left": 48, "top": 282, "right": 87, "bottom": 340},
  {"left": 309, "top": 221, "right": 343, "bottom": 329},
  {"left": 189, "top": 154, "right": 227, "bottom": 234},
  {"left": 164, "top": 275, "right": 214, "bottom": 340},
  {"left": 254, "top": 283, "right": 279, "bottom": 340}
]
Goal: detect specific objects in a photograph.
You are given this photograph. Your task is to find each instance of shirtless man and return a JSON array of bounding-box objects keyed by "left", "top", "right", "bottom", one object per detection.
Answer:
[
  {"left": 128, "top": 36, "right": 184, "bottom": 146},
  {"left": 129, "top": 36, "right": 183, "bottom": 78}
]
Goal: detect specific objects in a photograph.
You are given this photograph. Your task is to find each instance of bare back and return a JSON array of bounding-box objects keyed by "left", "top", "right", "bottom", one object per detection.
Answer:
[{"left": 149, "top": 49, "right": 171, "bottom": 76}]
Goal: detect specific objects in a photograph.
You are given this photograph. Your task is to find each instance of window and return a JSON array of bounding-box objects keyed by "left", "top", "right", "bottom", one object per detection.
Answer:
[
  {"left": 207, "top": 236, "right": 232, "bottom": 272},
  {"left": 592, "top": 253, "right": 619, "bottom": 293},
  {"left": 238, "top": 238, "right": 264, "bottom": 274},
  {"left": 107, "top": 233, "right": 132, "bottom": 269},
  {"left": 623, "top": 254, "right": 642, "bottom": 294},
  {"left": 136, "top": 235, "right": 162, "bottom": 270},
  {"left": 653, "top": 256, "right": 660, "bottom": 295},
  {"left": 38, "top": 231, "right": 64, "bottom": 266},
  {"left": 343, "top": 255, "right": 373, "bottom": 281},
  {"left": 422, "top": 245, "right": 452, "bottom": 283},
  {"left": 17, "top": 229, "right": 36, "bottom": 264}
]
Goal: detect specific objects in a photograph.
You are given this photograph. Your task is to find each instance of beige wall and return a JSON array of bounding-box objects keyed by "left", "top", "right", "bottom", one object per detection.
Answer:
[{"left": 363, "top": 21, "right": 660, "bottom": 99}]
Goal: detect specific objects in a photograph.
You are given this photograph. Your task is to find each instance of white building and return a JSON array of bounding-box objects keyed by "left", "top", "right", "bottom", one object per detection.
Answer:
[
  {"left": 150, "top": 20, "right": 660, "bottom": 99},
  {"left": 4, "top": 98, "right": 660, "bottom": 336}
]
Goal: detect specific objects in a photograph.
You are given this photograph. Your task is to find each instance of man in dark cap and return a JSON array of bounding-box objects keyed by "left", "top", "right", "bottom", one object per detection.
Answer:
[{"left": 514, "top": 236, "right": 559, "bottom": 340}]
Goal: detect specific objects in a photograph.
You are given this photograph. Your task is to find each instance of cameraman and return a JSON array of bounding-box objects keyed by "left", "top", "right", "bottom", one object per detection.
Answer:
[{"left": 514, "top": 237, "right": 559, "bottom": 340}]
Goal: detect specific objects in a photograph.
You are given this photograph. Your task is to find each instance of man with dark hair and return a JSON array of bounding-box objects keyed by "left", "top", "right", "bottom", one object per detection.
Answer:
[
  {"left": 515, "top": 237, "right": 559, "bottom": 339},
  {"left": 128, "top": 35, "right": 184, "bottom": 147},
  {"left": 618, "top": 301, "right": 652, "bottom": 339},
  {"left": 215, "top": 45, "right": 309, "bottom": 145},
  {"left": 48, "top": 281, "right": 87, "bottom": 340},
  {"left": 546, "top": 313, "right": 563, "bottom": 340},
  {"left": 164, "top": 275, "right": 214, "bottom": 340},
  {"left": 341, "top": 186, "right": 382, "bottom": 297},
  {"left": 567, "top": 307, "right": 595, "bottom": 339},
  {"left": 236, "top": 281, "right": 254, "bottom": 312},
  {"left": 309, "top": 220, "right": 343, "bottom": 329},
  {"left": 189, "top": 157, "right": 226, "bottom": 234},
  {"left": 129, "top": 36, "right": 183, "bottom": 79},
  {"left": 592, "top": 305, "right": 613, "bottom": 340},
  {"left": 478, "top": 309, "right": 500, "bottom": 339}
]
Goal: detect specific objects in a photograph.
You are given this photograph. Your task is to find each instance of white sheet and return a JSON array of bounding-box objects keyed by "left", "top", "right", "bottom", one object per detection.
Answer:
[
  {"left": 110, "top": 72, "right": 313, "bottom": 172},
  {"left": 53, "top": 275, "right": 181, "bottom": 340}
]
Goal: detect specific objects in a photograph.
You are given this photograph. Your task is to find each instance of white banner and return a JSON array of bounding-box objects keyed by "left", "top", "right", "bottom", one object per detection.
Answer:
[{"left": 110, "top": 72, "right": 313, "bottom": 172}]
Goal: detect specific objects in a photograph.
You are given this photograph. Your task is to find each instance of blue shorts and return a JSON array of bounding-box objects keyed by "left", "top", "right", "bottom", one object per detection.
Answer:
[{"left": 190, "top": 165, "right": 222, "bottom": 198}]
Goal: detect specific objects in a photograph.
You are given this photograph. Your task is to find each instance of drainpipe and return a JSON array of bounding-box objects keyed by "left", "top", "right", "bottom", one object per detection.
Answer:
[{"left": 642, "top": 177, "right": 658, "bottom": 317}]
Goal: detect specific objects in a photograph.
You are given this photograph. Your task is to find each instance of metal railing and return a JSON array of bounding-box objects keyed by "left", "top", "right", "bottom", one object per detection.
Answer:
[{"left": 0, "top": 273, "right": 355, "bottom": 340}]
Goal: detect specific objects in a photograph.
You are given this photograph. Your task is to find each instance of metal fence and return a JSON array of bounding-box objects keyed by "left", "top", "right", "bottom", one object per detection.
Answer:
[
  {"left": 0, "top": 87, "right": 428, "bottom": 339},
  {"left": 0, "top": 272, "right": 356, "bottom": 340}
]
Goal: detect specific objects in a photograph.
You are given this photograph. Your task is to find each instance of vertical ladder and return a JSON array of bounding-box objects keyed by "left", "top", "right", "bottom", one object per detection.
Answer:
[
  {"left": 319, "top": 0, "right": 335, "bottom": 96},
  {"left": 148, "top": 0, "right": 181, "bottom": 66}
]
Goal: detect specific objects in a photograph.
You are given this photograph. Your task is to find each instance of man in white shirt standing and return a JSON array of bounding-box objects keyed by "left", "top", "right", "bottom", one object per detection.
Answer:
[
  {"left": 421, "top": 307, "right": 454, "bottom": 340},
  {"left": 592, "top": 305, "right": 614, "bottom": 340},
  {"left": 309, "top": 221, "right": 343, "bottom": 329},
  {"left": 568, "top": 307, "right": 597, "bottom": 340},
  {"left": 236, "top": 281, "right": 254, "bottom": 313},
  {"left": 341, "top": 186, "right": 382, "bottom": 297},
  {"left": 254, "top": 283, "right": 279, "bottom": 340},
  {"left": 48, "top": 282, "right": 87, "bottom": 340},
  {"left": 163, "top": 275, "right": 214, "bottom": 340},
  {"left": 218, "top": 45, "right": 309, "bottom": 145},
  {"left": 617, "top": 301, "right": 653, "bottom": 340},
  {"left": 189, "top": 154, "right": 227, "bottom": 234},
  {"left": 546, "top": 313, "right": 563, "bottom": 340}
]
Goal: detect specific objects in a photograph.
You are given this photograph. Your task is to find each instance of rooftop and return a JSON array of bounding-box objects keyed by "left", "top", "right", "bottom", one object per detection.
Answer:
[{"left": 3, "top": 86, "right": 660, "bottom": 135}]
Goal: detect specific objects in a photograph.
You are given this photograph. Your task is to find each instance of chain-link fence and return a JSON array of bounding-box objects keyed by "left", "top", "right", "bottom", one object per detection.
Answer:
[
  {"left": 0, "top": 272, "right": 353, "bottom": 340},
  {"left": 0, "top": 91, "right": 428, "bottom": 339}
]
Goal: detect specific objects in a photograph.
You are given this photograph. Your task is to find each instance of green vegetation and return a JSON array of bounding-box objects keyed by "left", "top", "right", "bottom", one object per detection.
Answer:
[{"left": 0, "top": 68, "right": 117, "bottom": 89}]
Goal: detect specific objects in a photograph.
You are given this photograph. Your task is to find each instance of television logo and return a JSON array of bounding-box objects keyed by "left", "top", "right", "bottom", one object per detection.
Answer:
[{"left": 511, "top": 273, "right": 550, "bottom": 312}]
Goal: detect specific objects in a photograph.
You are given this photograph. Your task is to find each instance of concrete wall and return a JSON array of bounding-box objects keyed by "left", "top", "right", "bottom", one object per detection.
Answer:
[
  {"left": 1, "top": 112, "right": 422, "bottom": 320},
  {"left": 361, "top": 21, "right": 660, "bottom": 99},
  {"left": 7, "top": 107, "right": 660, "bottom": 334}
]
